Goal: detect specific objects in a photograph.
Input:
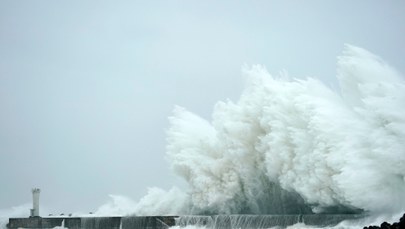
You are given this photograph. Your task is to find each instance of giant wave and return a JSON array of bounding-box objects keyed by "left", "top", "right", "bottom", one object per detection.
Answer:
[
  {"left": 135, "top": 45, "right": 405, "bottom": 217},
  {"left": 2, "top": 45, "right": 404, "bottom": 229}
]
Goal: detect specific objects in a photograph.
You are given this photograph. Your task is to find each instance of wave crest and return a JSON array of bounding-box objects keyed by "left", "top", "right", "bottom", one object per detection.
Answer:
[{"left": 140, "top": 45, "right": 405, "bottom": 216}]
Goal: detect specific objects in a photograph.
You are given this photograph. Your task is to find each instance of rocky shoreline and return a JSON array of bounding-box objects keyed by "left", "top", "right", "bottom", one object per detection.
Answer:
[{"left": 363, "top": 213, "right": 405, "bottom": 229}]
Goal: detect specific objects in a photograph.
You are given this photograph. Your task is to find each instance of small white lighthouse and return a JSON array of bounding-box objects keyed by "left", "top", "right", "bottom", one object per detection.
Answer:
[{"left": 30, "top": 188, "right": 40, "bottom": 217}]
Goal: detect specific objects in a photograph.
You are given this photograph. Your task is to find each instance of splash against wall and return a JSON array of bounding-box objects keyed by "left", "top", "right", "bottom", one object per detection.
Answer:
[{"left": 135, "top": 45, "right": 405, "bottom": 216}]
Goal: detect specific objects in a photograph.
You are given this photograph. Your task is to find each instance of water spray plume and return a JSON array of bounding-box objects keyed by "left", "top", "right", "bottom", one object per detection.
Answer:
[{"left": 149, "top": 45, "right": 405, "bottom": 216}]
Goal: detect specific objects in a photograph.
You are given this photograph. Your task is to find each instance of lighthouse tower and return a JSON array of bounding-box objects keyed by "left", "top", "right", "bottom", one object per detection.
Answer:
[{"left": 30, "top": 188, "right": 40, "bottom": 217}]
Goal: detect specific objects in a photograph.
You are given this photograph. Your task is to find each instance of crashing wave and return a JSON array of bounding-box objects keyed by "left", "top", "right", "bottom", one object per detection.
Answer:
[{"left": 136, "top": 45, "right": 405, "bottom": 216}]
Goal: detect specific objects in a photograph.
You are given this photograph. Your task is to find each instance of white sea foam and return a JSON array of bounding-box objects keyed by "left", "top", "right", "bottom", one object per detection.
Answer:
[
  {"left": 136, "top": 45, "right": 405, "bottom": 217},
  {"left": 93, "top": 194, "right": 137, "bottom": 216},
  {"left": 3, "top": 45, "right": 403, "bottom": 229},
  {"left": 0, "top": 203, "right": 30, "bottom": 229}
]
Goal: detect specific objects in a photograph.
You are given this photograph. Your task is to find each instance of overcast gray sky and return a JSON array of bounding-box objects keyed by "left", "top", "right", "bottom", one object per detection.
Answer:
[{"left": 1, "top": 0, "right": 404, "bottom": 214}]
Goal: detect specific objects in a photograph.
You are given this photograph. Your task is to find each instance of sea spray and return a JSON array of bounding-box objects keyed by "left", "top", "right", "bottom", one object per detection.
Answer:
[
  {"left": 2, "top": 45, "right": 403, "bottom": 229},
  {"left": 0, "top": 203, "right": 31, "bottom": 229},
  {"left": 137, "top": 45, "right": 405, "bottom": 216},
  {"left": 94, "top": 195, "right": 137, "bottom": 216}
]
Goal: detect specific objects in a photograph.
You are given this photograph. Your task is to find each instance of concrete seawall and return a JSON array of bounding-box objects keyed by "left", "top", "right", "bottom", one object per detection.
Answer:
[
  {"left": 7, "top": 214, "right": 364, "bottom": 229},
  {"left": 7, "top": 216, "right": 177, "bottom": 229}
]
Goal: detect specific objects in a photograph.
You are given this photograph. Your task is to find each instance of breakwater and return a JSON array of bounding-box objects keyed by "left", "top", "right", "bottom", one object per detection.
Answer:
[
  {"left": 7, "top": 214, "right": 363, "bottom": 228},
  {"left": 7, "top": 216, "right": 176, "bottom": 229}
]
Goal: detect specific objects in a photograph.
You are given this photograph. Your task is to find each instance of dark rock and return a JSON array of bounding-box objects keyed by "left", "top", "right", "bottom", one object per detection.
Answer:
[
  {"left": 363, "top": 213, "right": 405, "bottom": 229},
  {"left": 391, "top": 222, "right": 399, "bottom": 229},
  {"left": 399, "top": 214, "right": 405, "bottom": 227},
  {"left": 380, "top": 222, "right": 391, "bottom": 229}
]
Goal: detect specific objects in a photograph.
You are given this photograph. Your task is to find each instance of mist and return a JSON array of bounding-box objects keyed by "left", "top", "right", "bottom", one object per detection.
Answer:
[
  {"left": 1, "top": 0, "right": 405, "bottom": 216},
  {"left": 154, "top": 45, "right": 405, "bottom": 216}
]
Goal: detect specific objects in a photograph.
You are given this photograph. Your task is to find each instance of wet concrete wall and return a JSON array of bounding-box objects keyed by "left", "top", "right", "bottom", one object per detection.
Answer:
[
  {"left": 7, "top": 214, "right": 363, "bottom": 229},
  {"left": 7, "top": 216, "right": 176, "bottom": 229}
]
